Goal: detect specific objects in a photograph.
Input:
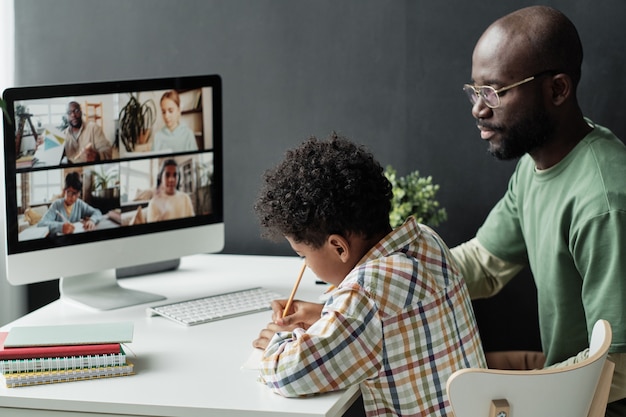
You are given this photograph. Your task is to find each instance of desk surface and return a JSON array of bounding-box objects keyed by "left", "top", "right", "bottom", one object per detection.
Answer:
[{"left": 0, "top": 254, "right": 359, "bottom": 417}]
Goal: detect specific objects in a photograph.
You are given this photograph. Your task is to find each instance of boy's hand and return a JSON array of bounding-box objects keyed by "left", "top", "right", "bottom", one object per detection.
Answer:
[
  {"left": 252, "top": 322, "right": 288, "bottom": 349},
  {"left": 271, "top": 299, "right": 323, "bottom": 329},
  {"left": 251, "top": 300, "right": 324, "bottom": 349},
  {"left": 82, "top": 218, "right": 97, "bottom": 231},
  {"left": 61, "top": 222, "right": 75, "bottom": 234}
]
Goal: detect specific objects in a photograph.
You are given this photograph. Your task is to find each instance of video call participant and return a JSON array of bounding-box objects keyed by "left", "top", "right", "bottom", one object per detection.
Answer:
[
  {"left": 146, "top": 159, "right": 195, "bottom": 222},
  {"left": 38, "top": 171, "right": 103, "bottom": 235},
  {"left": 152, "top": 90, "right": 198, "bottom": 153},
  {"left": 64, "top": 101, "right": 113, "bottom": 163}
]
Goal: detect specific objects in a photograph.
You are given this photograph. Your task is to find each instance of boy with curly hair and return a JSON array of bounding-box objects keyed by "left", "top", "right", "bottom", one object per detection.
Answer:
[{"left": 253, "top": 134, "right": 485, "bottom": 416}]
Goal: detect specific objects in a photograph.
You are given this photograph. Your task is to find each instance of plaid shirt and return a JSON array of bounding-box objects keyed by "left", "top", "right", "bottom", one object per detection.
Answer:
[{"left": 260, "top": 217, "right": 486, "bottom": 416}]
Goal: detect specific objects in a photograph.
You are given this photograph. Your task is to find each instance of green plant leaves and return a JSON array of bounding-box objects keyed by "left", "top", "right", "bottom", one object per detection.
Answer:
[
  {"left": 384, "top": 165, "right": 447, "bottom": 228},
  {"left": 0, "top": 97, "right": 11, "bottom": 125}
]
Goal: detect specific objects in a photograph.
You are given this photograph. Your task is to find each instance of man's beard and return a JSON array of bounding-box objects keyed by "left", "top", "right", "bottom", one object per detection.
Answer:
[
  {"left": 487, "top": 110, "right": 555, "bottom": 160},
  {"left": 70, "top": 119, "right": 82, "bottom": 129}
]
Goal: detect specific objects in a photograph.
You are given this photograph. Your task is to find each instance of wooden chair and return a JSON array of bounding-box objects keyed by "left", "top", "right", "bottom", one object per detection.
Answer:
[{"left": 446, "top": 319, "right": 614, "bottom": 417}]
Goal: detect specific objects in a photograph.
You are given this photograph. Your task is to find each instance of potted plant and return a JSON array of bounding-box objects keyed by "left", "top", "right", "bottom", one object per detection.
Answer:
[
  {"left": 91, "top": 164, "right": 120, "bottom": 199},
  {"left": 0, "top": 97, "right": 9, "bottom": 124},
  {"left": 117, "top": 93, "right": 156, "bottom": 152},
  {"left": 384, "top": 166, "right": 447, "bottom": 228}
]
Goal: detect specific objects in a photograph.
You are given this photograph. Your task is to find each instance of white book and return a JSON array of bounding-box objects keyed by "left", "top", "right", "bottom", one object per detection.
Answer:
[{"left": 4, "top": 322, "right": 134, "bottom": 348}]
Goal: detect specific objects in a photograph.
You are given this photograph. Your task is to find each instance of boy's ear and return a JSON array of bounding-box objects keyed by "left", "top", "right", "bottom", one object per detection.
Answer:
[{"left": 327, "top": 234, "right": 351, "bottom": 263}]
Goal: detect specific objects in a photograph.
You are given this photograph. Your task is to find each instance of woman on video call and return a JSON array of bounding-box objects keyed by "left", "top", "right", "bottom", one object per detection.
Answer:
[{"left": 147, "top": 159, "right": 195, "bottom": 222}]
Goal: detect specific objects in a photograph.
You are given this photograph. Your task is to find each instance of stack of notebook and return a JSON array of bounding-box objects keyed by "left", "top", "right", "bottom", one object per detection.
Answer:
[{"left": 0, "top": 322, "right": 134, "bottom": 388}]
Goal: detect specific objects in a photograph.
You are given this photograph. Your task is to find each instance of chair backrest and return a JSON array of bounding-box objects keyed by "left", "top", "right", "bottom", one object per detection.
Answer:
[{"left": 446, "top": 319, "right": 613, "bottom": 417}]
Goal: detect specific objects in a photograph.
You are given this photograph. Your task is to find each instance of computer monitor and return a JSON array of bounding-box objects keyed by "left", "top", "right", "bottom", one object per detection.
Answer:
[{"left": 1, "top": 74, "right": 224, "bottom": 310}]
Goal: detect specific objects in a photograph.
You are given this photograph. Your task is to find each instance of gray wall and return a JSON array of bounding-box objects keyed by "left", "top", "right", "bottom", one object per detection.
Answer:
[{"left": 13, "top": 0, "right": 626, "bottom": 351}]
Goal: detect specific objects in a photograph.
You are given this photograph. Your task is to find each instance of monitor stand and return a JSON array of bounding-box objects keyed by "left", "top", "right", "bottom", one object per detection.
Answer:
[
  {"left": 116, "top": 259, "right": 181, "bottom": 279},
  {"left": 60, "top": 269, "right": 166, "bottom": 311}
]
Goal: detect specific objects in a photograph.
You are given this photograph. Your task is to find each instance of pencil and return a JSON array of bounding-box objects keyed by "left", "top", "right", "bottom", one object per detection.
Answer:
[
  {"left": 56, "top": 210, "right": 70, "bottom": 223},
  {"left": 283, "top": 261, "right": 307, "bottom": 319}
]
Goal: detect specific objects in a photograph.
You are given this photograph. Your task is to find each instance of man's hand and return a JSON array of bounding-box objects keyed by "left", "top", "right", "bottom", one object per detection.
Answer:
[{"left": 83, "top": 143, "right": 98, "bottom": 162}]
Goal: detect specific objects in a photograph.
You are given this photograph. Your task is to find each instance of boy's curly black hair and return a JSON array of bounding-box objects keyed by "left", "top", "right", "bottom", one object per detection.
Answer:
[{"left": 254, "top": 133, "right": 392, "bottom": 248}]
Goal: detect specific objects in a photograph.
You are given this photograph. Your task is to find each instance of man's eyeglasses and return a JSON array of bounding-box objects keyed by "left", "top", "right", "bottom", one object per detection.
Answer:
[
  {"left": 67, "top": 108, "right": 82, "bottom": 116},
  {"left": 463, "top": 70, "right": 557, "bottom": 109}
]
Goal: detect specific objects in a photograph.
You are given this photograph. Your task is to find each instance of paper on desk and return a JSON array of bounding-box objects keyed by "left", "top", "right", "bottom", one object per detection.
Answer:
[
  {"left": 18, "top": 226, "right": 49, "bottom": 241},
  {"left": 241, "top": 348, "right": 264, "bottom": 370},
  {"left": 70, "top": 221, "right": 85, "bottom": 233}
]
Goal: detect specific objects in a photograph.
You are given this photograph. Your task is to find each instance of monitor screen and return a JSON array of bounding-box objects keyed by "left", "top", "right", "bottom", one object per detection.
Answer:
[{"left": 1, "top": 74, "right": 224, "bottom": 310}]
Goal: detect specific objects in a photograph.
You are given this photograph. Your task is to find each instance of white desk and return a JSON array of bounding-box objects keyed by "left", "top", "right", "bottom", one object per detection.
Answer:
[{"left": 0, "top": 254, "right": 360, "bottom": 417}]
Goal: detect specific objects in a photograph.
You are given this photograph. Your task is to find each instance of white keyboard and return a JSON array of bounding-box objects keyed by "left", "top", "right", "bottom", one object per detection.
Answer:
[{"left": 147, "top": 287, "right": 283, "bottom": 326}]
